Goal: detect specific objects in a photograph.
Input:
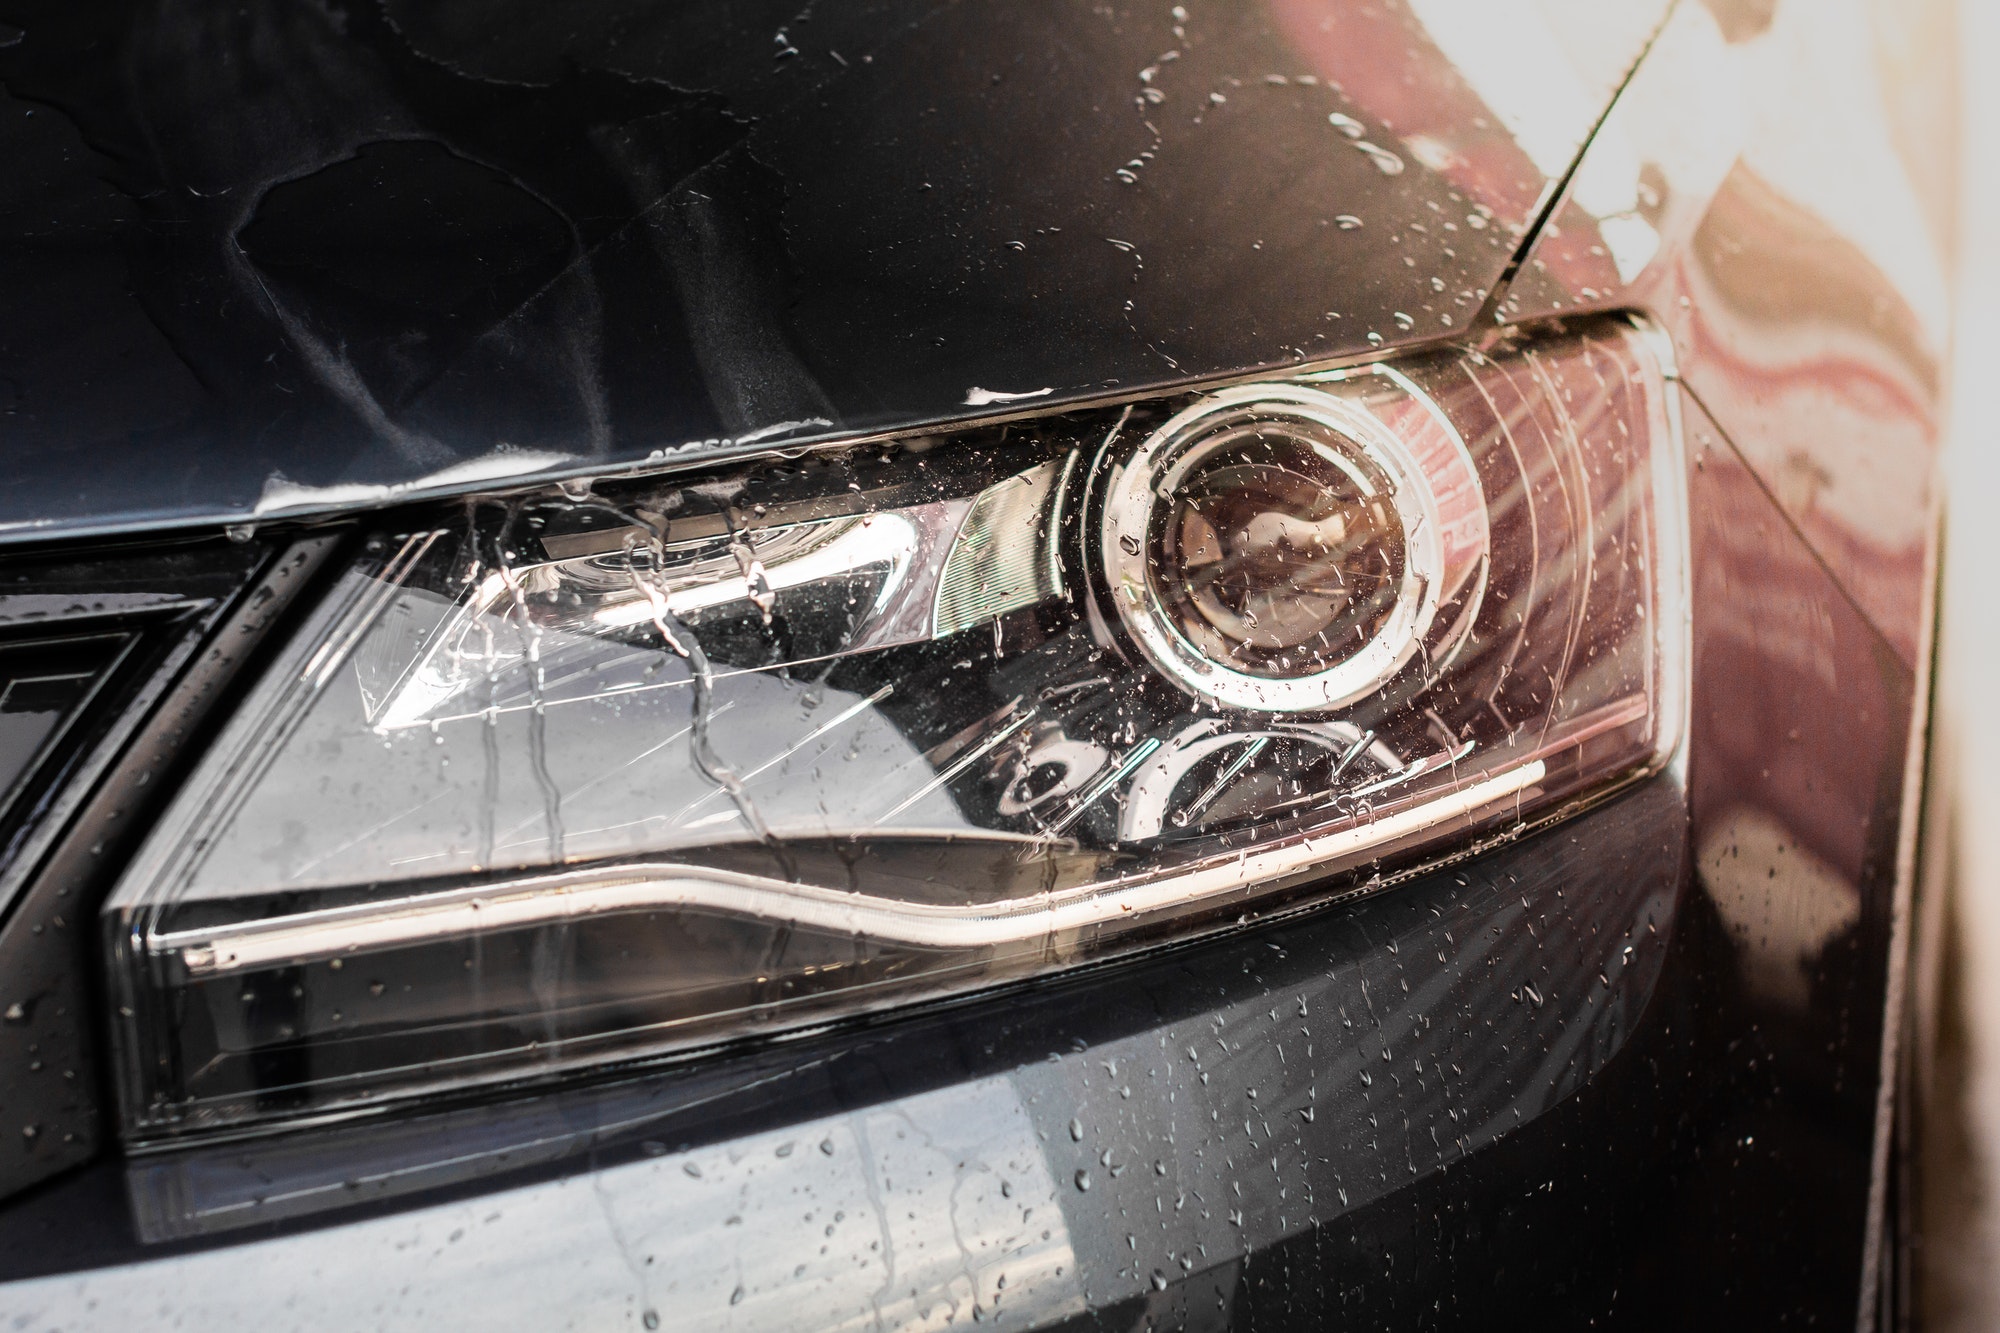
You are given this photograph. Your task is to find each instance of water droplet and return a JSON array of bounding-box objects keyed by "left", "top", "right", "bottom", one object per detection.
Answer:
[
  {"left": 1151, "top": 1271, "right": 1170, "bottom": 1291},
  {"left": 643, "top": 1311, "right": 660, "bottom": 1330},
  {"left": 1074, "top": 1168, "right": 1093, "bottom": 1191},
  {"left": 1352, "top": 141, "right": 1405, "bottom": 176},
  {"left": 730, "top": 1285, "right": 746, "bottom": 1306},
  {"left": 1334, "top": 214, "right": 1363, "bottom": 230},
  {"left": 1393, "top": 311, "right": 1414, "bottom": 330},
  {"left": 1327, "top": 112, "right": 1365, "bottom": 139}
]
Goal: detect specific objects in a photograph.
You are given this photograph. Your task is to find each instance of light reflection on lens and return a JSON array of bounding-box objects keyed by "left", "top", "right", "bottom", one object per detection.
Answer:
[
  {"left": 1154, "top": 423, "right": 1408, "bottom": 680},
  {"left": 1099, "top": 381, "right": 1475, "bottom": 714}
]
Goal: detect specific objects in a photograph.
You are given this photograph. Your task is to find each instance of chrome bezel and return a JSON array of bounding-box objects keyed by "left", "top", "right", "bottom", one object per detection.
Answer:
[{"left": 1099, "top": 382, "right": 1482, "bottom": 714}]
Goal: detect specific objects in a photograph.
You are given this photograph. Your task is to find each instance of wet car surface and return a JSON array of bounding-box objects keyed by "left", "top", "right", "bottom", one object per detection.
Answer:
[
  {"left": 0, "top": 1, "right": 1955, "bottom": 1328},
  {"left": 0, "top": 0, "right": 1648, "bottom": 535}
]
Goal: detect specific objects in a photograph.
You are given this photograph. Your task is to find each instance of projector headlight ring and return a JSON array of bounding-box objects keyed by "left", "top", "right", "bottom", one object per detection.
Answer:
[{"left": 1097, "top": 380, "right": 1487, "bottom": 713}]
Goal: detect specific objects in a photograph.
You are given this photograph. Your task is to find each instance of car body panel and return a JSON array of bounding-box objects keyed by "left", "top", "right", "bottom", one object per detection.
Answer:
[
  {"left": 1497, "top": 0, "right": 1955, "bottom": 667},
  {"left": 0, "top": 0, "right": 1661, "bottom": 539}
]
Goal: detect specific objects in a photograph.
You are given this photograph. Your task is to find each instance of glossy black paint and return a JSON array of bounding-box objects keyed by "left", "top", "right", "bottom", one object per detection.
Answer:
[{"left": 0, "top": 0, "right": 1648, "bottom": 538}]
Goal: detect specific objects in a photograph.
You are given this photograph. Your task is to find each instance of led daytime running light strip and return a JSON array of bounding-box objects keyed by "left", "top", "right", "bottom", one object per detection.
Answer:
[{"left": 165, "top": 760, "right": 1544, "bottom": 975}]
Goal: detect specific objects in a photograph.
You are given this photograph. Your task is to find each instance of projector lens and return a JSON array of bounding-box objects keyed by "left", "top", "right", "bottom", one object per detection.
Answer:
[
  {"left": 1156, "top": 423, "right": 1408, "bottom": 677},
  {"left": 1100, "top": 382, "right": 1482, "bottom": 713}
]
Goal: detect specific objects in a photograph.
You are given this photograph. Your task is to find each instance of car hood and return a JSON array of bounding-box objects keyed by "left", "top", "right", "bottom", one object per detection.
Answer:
[{"left": 0, "top": 0, "right": 1664, "bottom": 540}]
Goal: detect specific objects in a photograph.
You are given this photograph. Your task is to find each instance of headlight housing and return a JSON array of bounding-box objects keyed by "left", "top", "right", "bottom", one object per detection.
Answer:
[{"left": 106, "top": 317, "right": 1685, "bottom": 1140}]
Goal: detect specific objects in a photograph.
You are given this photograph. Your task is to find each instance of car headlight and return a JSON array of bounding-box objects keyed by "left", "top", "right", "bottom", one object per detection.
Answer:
[{"left": 104, "top": 317, "right": 1685, "bottom": 1140}]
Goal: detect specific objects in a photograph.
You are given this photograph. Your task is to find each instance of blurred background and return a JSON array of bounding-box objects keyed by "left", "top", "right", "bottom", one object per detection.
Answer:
[{"left": 1919, "top": 0, "right": 2000, "bottom": 1324}]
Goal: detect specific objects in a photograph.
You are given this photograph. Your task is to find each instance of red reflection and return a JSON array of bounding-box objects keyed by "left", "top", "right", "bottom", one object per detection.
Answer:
[{"left": 1266, "top": 0, "right": 1549, "bottom": 235}]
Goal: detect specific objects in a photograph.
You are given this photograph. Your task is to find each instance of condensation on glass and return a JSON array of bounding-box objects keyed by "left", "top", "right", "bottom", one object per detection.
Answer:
[{"left": 105, "top": 317, "right": 1687, "bottom": 1138}]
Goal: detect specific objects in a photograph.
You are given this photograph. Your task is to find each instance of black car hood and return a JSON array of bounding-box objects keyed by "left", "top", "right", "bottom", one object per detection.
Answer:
[{"left": 0, "top": 0, "right": 1660, "bottom": 539}]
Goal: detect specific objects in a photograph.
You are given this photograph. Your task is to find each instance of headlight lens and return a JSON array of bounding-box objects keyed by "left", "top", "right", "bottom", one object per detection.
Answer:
[
  {"left": 1101, "top": 379, "right": 1486, "bottom": 712},
  {"left": 106, "top": 318, "right": 1685, "bottom": 1139}
]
